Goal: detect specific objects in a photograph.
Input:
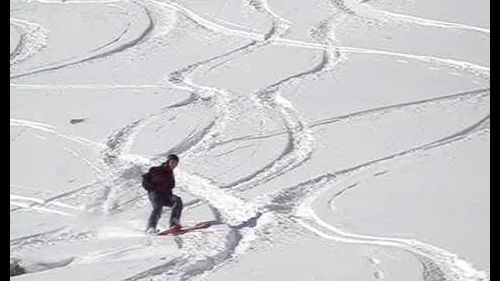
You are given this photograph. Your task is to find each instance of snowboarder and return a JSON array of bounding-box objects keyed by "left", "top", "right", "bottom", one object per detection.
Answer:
[{"left": 143, "top": 154, "right": 183, "bottom": 234}]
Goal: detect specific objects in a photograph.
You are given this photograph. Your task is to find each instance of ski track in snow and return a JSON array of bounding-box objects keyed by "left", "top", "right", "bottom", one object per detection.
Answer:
[
  {"left": 10, "top": 1, "right": 155, "bottom": 79},
  {"left": 10, "top": 0, "right": 489, "bottom": 279},
  {"left": 358, "top": 1, "right": 490, "bottom": 34},
  {"left": 10, "top": 17, "right": 49, "bottom": 66},
  {"left": 255, "top": 114, "right": 490, "bottom": 281}
]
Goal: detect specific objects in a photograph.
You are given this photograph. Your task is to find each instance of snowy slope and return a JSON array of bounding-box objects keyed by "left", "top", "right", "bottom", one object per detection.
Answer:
[{"left": 10, "top": 0, "right": 489, "bottom": 280}]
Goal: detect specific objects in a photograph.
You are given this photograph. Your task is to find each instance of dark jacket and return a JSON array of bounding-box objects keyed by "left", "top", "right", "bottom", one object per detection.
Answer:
[{"left": 143, "top": 163, "right": 175, "bottom": 195}]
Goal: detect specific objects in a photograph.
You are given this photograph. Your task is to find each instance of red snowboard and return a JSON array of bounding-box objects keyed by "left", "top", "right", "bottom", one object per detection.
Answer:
[{"left": 157, "top": 221, "right": 214, "bottom": 236}]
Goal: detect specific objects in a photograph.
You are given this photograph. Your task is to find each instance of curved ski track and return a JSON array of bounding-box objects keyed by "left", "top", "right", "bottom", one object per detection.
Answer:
[
  {"left": 10, "top": 1, "right": 154, "bottom": 79},
  {"left": 10, "top": 18, "right": 48, "bottom": 66}
]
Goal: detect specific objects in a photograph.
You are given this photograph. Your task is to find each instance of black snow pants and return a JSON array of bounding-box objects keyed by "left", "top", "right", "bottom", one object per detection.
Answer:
[{"left": 147, "top": 190, "right": 183, "bottom": 229}]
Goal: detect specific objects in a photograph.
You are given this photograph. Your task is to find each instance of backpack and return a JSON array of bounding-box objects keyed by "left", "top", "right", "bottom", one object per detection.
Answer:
[{"left": 141, "top": 168, "right": 155, "bottom": 191}]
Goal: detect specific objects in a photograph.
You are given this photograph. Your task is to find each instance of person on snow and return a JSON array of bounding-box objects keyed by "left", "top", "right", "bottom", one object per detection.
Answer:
[{"left": 142, "top": 154, "right": 183, "bottom": 234}]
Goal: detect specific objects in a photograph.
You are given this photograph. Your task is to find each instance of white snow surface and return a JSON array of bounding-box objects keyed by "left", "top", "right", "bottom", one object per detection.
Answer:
[{"left": 10, "top": 0, "right": 489, "bottom": 280}]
